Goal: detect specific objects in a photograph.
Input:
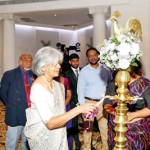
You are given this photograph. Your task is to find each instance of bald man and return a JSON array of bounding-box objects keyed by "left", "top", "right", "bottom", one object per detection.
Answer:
[{"left": 0, "top": 54, "right": 36, "bottom": 150}]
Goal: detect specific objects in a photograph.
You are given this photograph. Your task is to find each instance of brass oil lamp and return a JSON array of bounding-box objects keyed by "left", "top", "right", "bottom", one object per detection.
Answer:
[
  {"left": 112, "top": 70, "right": 134, "bottom": 150},
  {"left": 100, "top": 11, "right": 143, "bottom": 150}
]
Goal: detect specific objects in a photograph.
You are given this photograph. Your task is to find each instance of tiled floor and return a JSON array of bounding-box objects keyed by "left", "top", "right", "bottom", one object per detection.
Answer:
[{"left": 0, "top": 102, "right": 101, "bottom": 150}]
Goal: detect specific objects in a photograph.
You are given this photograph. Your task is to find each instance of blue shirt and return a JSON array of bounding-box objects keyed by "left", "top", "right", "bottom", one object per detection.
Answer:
[
  {"left": 77, "top": 64, "right": 112, "bottom": 104},
  {"left": 20, "top": 67, "right": 32, "bottom": 86}
]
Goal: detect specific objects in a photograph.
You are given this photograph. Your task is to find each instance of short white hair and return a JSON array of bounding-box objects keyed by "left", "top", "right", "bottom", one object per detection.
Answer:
[{"left": 32, "top": 46, "right": 63, "bottom": 76}]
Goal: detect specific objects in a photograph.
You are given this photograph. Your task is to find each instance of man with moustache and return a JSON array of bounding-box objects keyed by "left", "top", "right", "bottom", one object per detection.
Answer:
[
  {"left": 64, "top": 53, "right": 81, "bottom": 150},
  {"left": 77, "top": 47, "right": 112, "bottom": 150},
  {"left": 0, "top": 54, "right": 36, "bottom": 150}
]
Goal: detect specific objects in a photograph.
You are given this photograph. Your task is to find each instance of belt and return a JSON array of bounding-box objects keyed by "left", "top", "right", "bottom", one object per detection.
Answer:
[{"left": 85, "top": 97, "right": 100, "bottom": 101}]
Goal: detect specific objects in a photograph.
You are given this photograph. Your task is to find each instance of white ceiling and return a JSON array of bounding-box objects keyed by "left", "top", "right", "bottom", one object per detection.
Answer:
[
  {"left": 0, "top": 0, "right": 93, "bottom": 30},
  {"left": 16, "top": 8, "right": 93, "bottom": 30}
]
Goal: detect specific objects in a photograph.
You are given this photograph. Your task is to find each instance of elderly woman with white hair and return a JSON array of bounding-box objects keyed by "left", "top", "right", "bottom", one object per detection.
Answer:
[{"left": 24, "top": 46, "right": 97, "bottom": 150}]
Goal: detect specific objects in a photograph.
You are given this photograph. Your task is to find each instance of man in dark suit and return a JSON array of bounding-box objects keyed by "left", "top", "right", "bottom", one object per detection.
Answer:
[
  {"left": 61, "top": 48, "right": 70, "bottom": 74},
  {"left": 0, "top": 54, "right": 36, "bottom": 150},
  {"left": 64, "top": 53, "right": 81, "bottom": 150}
]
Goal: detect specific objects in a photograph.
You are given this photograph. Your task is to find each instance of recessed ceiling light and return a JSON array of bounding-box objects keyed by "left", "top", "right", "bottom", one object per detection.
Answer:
[
  {"left": 63, "top": 24, "right": 78, "bottom": 27},
  {"left": 54, "top": 14, "right": 57, "bottom": 17}
]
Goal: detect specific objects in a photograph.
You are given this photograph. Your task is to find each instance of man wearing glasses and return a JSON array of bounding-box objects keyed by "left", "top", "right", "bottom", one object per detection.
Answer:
[{"left": 77, "top": 47, "right": 112, "bottom": 150}]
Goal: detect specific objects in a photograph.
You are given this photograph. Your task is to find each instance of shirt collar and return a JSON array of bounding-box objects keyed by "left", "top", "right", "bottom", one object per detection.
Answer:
[
  {"left": 71, "top": 67, "right": 79, "bottom": 72},
  {"left": 89, "top": 63, "right": 100, "bottom": 69},
  {"left": 19, "top": 67, "right": 30, "bottom": 76}
]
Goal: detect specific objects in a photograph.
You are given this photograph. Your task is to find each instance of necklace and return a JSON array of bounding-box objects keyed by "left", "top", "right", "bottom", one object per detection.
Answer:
[{"left": 42, "top": 76, "right": 54, "bottom": 92}]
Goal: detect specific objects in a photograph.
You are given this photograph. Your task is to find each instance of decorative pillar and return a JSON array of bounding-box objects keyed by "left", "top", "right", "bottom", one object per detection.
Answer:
[
  {"left": 89, "top": 7, "right": 108, "bottom": 48},
  {"left": 2, "top": 14, "right": 16, "bottom": 72}
]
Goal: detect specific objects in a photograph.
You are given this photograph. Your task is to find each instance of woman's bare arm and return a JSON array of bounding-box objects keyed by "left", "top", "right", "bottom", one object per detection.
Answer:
[
  {"left": 127, "top": 107, "right": 150, "bottom": 123},
  {"left": 46, "top": 103, "right": 97, "bottom": 130},
  {"left": 65, "top": 90, "right": 72, "bottom": 106}
]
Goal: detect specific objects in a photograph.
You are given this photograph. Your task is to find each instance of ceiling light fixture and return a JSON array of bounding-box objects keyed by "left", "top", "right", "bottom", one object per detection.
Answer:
[
  {"left": 63, "top": 24, "right": 78, "bottom": 27},
  {"left": 16, "top": 24, "right": 93, "bottom": 32}
]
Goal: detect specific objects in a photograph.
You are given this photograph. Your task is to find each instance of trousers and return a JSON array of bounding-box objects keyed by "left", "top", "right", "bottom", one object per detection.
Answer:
[
  {"left": 6, "top": 126, "right": 29, "bottom": 150},
  {"left": 82, "top": 99, "right": 108, "bottom": 150}
]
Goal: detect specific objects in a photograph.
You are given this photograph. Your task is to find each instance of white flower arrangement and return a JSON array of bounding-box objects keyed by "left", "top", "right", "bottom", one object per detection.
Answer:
[{"left": 98, "top": 32, "right": 143, "bottom": 70}]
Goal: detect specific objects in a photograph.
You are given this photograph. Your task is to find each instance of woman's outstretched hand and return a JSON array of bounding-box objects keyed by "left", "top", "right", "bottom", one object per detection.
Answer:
[
  {"left": 78, "top": 103, "right": 98, "bottom": 114},
  {"left": 77, "top": 103, "right": 99, "bottom": 119}
]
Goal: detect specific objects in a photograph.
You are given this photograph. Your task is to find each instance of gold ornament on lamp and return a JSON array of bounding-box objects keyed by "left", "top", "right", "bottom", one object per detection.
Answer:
[{"left": 98, "top": 11, "right": 143, "bottom": 150}]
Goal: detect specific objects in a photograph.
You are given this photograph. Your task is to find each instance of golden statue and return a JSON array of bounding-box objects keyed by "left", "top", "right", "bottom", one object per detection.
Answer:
[
  {"left": 110, "top": 11, "right": 143, "bottom": 41},
  {"left": 110, "top": 11, "right": 123, "bottom": 35},
  {"left": 125, "top": 17, "right": 143, "bottom": 41}
]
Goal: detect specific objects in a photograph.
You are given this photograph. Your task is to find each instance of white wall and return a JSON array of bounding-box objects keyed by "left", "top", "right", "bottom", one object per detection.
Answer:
[
  {"left": 74, "top": 27, "right": 93, "bottom": 67},
  {"left": 36, "top": 29, "right": 59, "bottom": 50},
  {"left": 14, "top": 25, "right": 93, "bottom": 69},
  {"left": 59, "top": 30, "right": 77, "bottom": 47},
  {"left": 15, "top": 25, "right": 36, "bottom": 65}
]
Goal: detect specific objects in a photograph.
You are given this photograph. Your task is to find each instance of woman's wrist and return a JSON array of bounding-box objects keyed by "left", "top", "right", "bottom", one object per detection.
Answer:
[
  {"left": 131, "top": 112, "right": 137, "bottom": 120},
  {"left": 76, "top": 104, "right": 81, "bottom": 114}
]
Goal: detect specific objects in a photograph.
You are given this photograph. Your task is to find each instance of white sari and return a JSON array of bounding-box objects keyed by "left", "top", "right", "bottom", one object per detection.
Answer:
[{"left": 24, "top": 80, "right": 68, "bottom": 150}]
